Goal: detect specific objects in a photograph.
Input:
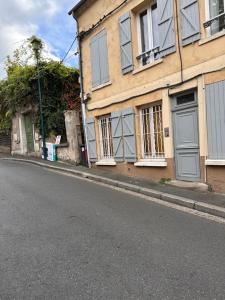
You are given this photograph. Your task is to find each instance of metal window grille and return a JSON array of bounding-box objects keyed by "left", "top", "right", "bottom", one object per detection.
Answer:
[
  {"left": 140, "top": 104, "right": 164, "bottom": 159},
  {"left": 98, "top": 116, "right": 114, "bottom": 159}
]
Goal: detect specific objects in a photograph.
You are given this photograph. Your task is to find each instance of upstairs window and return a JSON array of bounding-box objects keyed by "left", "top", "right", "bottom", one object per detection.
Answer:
[
  {"left": 90, "top": 30, "right": 109, "bottom": 88},
  {"left": 204, "top": 0, "right": 225, "bottom": 35},
  {"left": 137, "top": 3, "right": 160, "bottom": 66}
]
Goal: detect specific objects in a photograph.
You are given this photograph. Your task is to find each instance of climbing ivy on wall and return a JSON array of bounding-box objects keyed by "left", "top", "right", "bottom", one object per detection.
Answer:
[{"left": 0, "top": 38, "right": 80, "bottom": 139}]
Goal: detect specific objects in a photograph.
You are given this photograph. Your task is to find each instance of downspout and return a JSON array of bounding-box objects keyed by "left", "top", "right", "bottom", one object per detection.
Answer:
[
  {"left": 174, "top": 0, "right": 184, "bottom": 83},
  {"left": 72, "top": 13, "right": 91, "bottom": 168}
]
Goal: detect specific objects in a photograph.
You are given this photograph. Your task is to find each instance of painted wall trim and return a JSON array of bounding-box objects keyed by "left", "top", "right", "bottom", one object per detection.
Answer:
[
  {"left": 199, "top": 30, "right": 225, "bottom": 46},
  {"left": 132, "top": 59, "right": 163, "bottom": 75},
  {"left": 92, "top": 81, "right": 112, "bottom": 92},
  {"left": 134, "top": 159, "right": 167, "bottom": 167},
  {"left": 96, "top": 159, "right": 117, "bottom": 166},
  {"left": 205, "top": 160, "right": 225, "bottom": 166}
]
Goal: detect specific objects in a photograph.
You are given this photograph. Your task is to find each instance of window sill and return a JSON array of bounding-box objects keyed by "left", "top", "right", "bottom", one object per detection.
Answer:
[
  {"left": 132, "top": 59, "right": 163, "bottom": 75},
  {"left": 199, "top": 30, "right": 225, "bottom": 46},
  {"left": 205, "top": 159, "right": 225, "bottom": 166},
  {"left": 95, "top": 159, "right": 116, "bottom": 166},
  {"left": 92, "top": 81, "right": 112, "bottom": 92},
  {"left": 134, "top": 159, "right": 167, "bottom": 167}
]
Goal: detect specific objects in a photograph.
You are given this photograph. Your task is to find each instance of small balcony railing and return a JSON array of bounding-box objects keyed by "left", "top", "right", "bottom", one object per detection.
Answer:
[
  {"left": 203, "top": 12, "right": 225, "bottom": 34},
  {"left": 136, "top": 46, "right": 160, "bottom": 66}
]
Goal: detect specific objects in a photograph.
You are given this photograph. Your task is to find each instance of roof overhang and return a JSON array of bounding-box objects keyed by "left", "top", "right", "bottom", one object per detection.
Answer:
[{"left": 68, "top": 0, "right": 87, "bottom": 16}]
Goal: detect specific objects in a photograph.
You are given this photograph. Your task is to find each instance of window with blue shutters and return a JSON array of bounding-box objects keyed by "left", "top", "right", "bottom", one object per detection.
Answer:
[
  {"left": 137, "top": 3, "right": 160, "bottom": 66},
  {"left": 90, "top": 29, "right": 109, "bottom": 88},
  {"left": 136, "top": 0, "right": 176, "bottom": 65},
  {"left": 97, "top": 108, "right": 136, "bottom": 162}
]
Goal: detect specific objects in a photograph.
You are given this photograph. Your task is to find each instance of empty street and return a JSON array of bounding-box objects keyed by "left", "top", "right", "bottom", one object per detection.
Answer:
[{"left": 0, "top": 160, "right": 225, "bottom": 299}]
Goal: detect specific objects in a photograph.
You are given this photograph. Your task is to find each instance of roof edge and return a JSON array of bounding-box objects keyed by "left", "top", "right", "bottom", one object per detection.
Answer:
[{"left": 68, "top": 0, "right": 87, "bottom": 15}]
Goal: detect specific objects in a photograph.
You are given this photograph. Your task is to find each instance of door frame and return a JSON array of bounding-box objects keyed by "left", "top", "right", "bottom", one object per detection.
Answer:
[
  {"left": 23, "top": 113, "right": 35, "bottom": 154},
  {"left": 171, "top": 90, "right": 201, "bottom": 181}
]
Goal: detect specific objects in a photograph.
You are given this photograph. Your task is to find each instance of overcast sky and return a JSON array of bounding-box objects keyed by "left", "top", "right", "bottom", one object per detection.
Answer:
[{"left": 0, "top": 0, "right": 79, "bottom": 78}]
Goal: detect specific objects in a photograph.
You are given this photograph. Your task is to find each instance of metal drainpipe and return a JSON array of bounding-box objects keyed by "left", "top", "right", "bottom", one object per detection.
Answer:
[{"left": 72, "top": 13, "right": 91, "bottom": 168}]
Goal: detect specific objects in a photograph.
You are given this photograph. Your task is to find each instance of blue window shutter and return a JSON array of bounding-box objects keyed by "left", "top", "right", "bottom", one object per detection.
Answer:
[
  {"left": 98, "top": 30, "right": 109, "bottom": 84},
  {"left": 111, "top": 111, "right": 124, "bottom": 161},
  {"left": 180, "top": 0, "right": 200, "bottom": 46},
  {"left": 90, "top": 36, "right": 101, "bottom": 88},
  {"left": 206, "top": 80, "right": 225, "bottom": 159},
  {"left": 119, "top": 12, "right": 133, "bottom": 74},
  {"left": 158, "top": 0, "right": 176, "bottom": 57},
  {"left": 86, "top": 117, "right": 97, "bottom": 162},
  {"left": 90, "top": 30, "right": 109, "bottom": 87},
  {"left": 122, "top": 108, "right": 136, "bottom": 162}
]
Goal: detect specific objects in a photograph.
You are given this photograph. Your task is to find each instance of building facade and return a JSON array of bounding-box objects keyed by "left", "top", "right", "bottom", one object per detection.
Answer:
[{"left": 70, "top": 0, "right": 225, "bottom": 193}]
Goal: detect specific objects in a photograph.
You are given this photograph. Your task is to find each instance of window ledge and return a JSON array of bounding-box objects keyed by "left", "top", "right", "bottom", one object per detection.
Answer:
[
  {"left": 205, "top": 159, "right": 225, "bottom": 166},
  {"left": 95, "top": 159, "right": 116, "bottom": 166},
  {"left": 134, "top": 159, "right": 167, "bottom": 167},
  {"left": 92, "top": 81, "right": 112, "bottom": 92},
  {"left": 132, "top": 59, "right": 163, "bottom": 75},
  {"left": 199, "top": 30, "right": 225, "bottom": 46}
]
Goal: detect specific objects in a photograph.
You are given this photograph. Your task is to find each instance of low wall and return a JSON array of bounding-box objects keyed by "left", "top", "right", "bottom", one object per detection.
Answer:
[{"left": 55, "top": 110, "right": 82, "bottom": 163}]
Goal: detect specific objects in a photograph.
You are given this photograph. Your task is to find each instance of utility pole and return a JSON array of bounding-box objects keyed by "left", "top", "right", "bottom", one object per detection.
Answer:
[{"left": 30, "top": 36, "right": 47, "bottom": 160}]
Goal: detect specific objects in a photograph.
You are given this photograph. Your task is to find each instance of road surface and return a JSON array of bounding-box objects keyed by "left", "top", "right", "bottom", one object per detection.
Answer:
[{"left": 0, "top": 160, "right": 225, "bottom": 299}]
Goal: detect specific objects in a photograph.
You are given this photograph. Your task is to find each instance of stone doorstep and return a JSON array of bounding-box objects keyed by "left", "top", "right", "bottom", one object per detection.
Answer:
[
  {"left": 2, "top": 157, "right": 225, "bottom": 220},
  {"left": 166, "top": 180, "right": 209, "bottom": 192}
]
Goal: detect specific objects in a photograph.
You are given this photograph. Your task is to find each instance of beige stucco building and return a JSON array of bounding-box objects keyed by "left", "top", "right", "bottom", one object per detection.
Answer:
[{"left": 70, "top": 0, "right": 225, "bottom": 193}]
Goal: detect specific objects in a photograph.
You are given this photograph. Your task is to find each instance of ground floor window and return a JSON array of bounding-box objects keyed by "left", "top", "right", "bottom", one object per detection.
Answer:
[
  {"left": 98, "top": 115, "right": 114, "bottom": 159},
  {"left": 140, "top": 104, "right": 164, "bottom": 159}
]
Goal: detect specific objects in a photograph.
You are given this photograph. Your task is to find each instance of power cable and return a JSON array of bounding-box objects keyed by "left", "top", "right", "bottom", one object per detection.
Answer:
[
  {"left": 60, "top": 37, "right": 77, "bottom": 64},
  {"left": 64, "top": 51, "right": 79, "bottom": 62}
]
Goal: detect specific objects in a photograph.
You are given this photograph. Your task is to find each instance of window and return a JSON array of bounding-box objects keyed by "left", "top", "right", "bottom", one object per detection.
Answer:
[
  {"left": 90, "top": 30, "right": 109, "bottom": 88},
  {"left": 98, "top": 116, "right": 114, "bottom": 159},
  {"left": 137, "top": 3, "right": 160, "bottom": 65},
  {"left": 176, "top": 93, "right": 195, "bottom": 106},
  {"left": 204, "top": 0, "right": 225, "bottom": 35},
  {"left": 140, "top": 104, "right": 164, "bottom": 159}
]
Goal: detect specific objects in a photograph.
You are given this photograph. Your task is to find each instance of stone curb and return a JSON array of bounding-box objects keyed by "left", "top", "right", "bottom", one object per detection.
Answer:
[{"left": 2, "top": 157, "right": 225, "bottom": 220}]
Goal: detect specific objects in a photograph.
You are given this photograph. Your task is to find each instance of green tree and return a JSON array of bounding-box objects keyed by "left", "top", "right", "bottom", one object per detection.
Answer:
[{"left": 0, "top": 37, "right": 79, "bottom": 139}]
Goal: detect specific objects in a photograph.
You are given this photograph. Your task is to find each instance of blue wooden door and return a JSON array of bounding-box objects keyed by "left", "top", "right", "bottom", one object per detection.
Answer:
[{"left": 172, "top": 92, "right": 200, "bottom": 181}]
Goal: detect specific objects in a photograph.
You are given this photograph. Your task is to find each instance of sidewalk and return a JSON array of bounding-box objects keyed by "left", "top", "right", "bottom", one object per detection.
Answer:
[{"left": 1, "top": 154, "right": 225, "bottom": 219}]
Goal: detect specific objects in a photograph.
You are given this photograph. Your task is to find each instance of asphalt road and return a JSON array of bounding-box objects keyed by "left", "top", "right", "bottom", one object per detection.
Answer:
[{"left": 0, "top": 160, "right": 225, "bottom": 300}]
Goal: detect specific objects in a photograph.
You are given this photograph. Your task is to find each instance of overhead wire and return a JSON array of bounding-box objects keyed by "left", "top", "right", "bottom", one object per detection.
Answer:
[
  {"left": 63, "top": 51, "right": 79, "bottom": 63},
  {"left": 60, "top": 37, "right": 77, "bottom": 64}
]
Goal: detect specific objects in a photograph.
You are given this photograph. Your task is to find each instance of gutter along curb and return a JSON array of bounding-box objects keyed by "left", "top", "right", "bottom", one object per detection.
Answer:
[{"left": 3, "top": 157, "right": 225, "bottom": 220}]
